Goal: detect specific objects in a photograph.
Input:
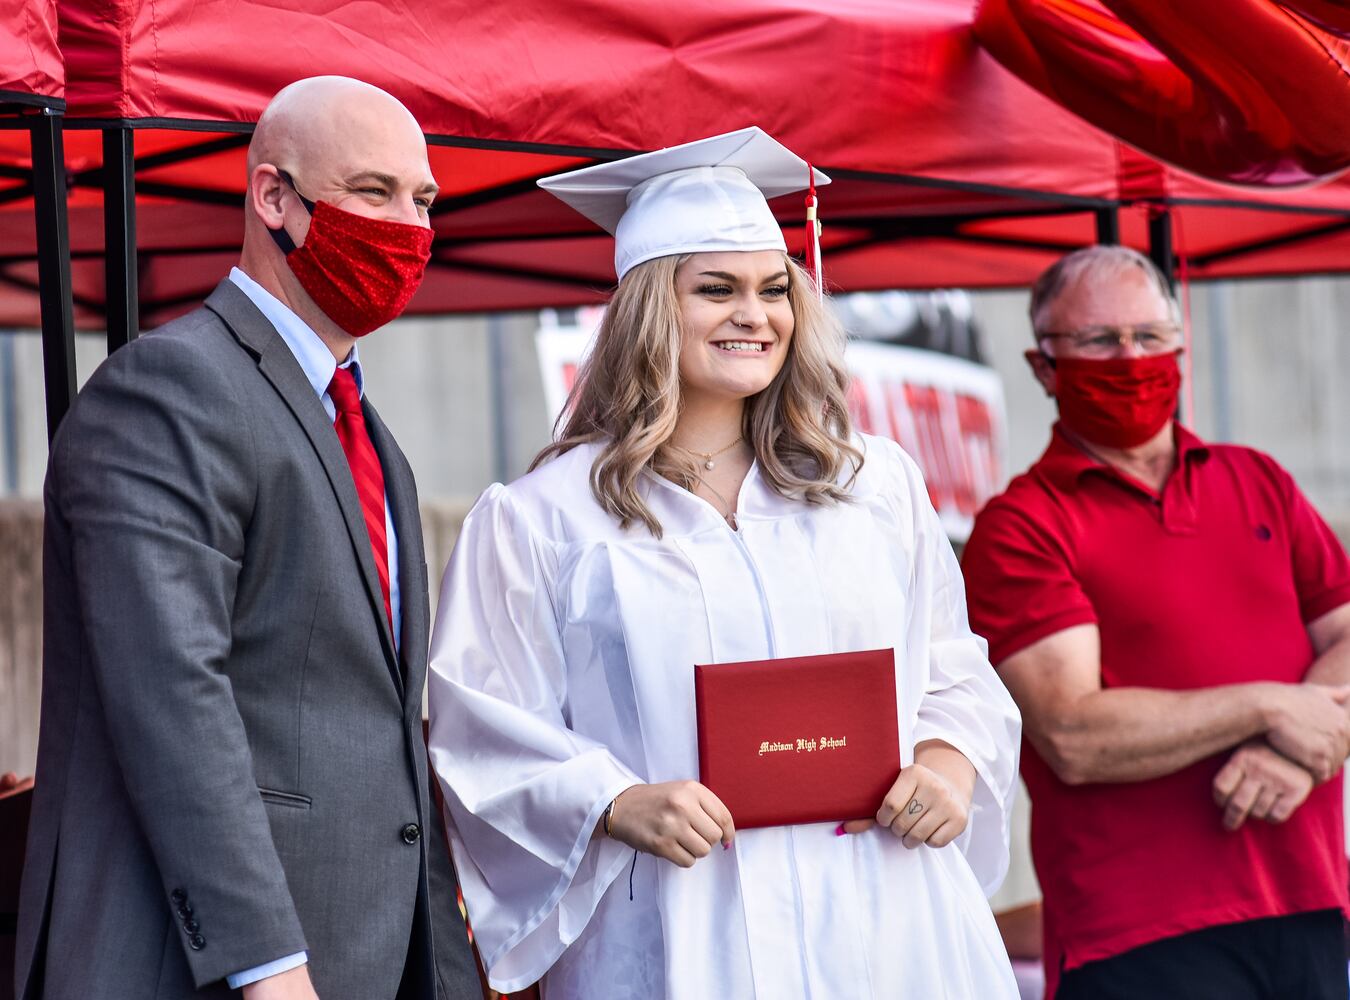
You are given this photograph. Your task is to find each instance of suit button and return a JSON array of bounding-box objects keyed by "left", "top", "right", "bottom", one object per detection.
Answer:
[
  {"left": 171, "top": 888, "right": 187, "bottom": 904},
  {"left": 184, "top": 919, "right": 200, "bottom": 933},
  {"left": 189, "top": 933, "right": 206, "bottom": 950},
  {"left": 400, "top": 823, "right": 421, "bottom": 845},
  {"left": 177, "top": 903, "right": 193, "bottom": 919}
]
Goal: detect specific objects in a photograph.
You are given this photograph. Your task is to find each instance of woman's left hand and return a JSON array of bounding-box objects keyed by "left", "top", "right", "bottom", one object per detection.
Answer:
[{"left": 839, "top": 740, "right": 976, "bottom": 848}]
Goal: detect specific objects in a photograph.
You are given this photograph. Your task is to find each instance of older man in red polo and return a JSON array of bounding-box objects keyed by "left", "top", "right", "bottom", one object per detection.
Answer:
[{"left": 962, "top": 245, "right": 1350, "bottom": 999}]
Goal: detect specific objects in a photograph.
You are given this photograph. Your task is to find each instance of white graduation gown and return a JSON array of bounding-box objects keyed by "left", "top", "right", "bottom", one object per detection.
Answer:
[{"left": 428, "top": 434, "right": 1021, "bottom": 999}]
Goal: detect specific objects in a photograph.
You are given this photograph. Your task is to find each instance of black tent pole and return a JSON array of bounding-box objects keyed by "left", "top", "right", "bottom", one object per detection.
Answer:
[
  {"left": 1095, "top": 207, "right": 1120, "bottom": 245},
  {"left": 1148, "top": 206, "right": 1176, "bottom": 291},
  {"left": 103, "top": 126, "right": 139, "bottom": 353},
  {"left": 31, "top": 109, "right": 76, "bottom": 442}
]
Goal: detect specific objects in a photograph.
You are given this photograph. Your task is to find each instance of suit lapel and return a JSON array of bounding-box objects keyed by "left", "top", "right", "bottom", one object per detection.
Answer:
[
  {"left": 365, "top": 403, "right": 429, "bottom": 714},
  {"left": 204, "top": 281, "right": 401, "bottom": 689}
]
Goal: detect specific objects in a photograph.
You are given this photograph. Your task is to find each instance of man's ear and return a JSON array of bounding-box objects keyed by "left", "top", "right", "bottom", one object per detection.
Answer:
[
  {"left": 1024, "top": 348, "right": 1057, "bottom": 398},
  {"left": 249, "top": 164, "right": 288, "bottom": 232}
]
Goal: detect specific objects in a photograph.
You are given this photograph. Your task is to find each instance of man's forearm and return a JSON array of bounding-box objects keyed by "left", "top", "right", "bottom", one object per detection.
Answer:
[
  {"left": 1036, "top": 683, "right": 1273, "bottom": 784},
  {"left": 1302, "top": 635, "right": 1350, "bottom": 688},
  {"left": 1297, "top": 619, "right": 1350, "bottom": 781}
]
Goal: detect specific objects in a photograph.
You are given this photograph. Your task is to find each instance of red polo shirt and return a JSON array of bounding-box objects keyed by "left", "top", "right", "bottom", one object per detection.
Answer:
[{"left": 962, "top": 423, "right": 1350, "bottom": 995}]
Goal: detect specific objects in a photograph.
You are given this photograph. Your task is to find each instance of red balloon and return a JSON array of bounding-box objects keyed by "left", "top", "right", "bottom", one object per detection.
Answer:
[
  {"left": 1282, "top": 0, "right": 1350, "bottom": 36},
  {"left": 974, "top": 0, "right": 1350, "bottom": 185}
]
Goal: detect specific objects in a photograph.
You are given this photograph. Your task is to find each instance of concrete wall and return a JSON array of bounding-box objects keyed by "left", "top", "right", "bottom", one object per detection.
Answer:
[{"left": 355, "top": 311, "right": 552, "bottom": 497}]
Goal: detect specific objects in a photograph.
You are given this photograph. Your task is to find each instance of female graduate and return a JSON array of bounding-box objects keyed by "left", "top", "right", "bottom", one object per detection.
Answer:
[{"left": 427, "top": 128, "right": 1021, "bottom": 999}]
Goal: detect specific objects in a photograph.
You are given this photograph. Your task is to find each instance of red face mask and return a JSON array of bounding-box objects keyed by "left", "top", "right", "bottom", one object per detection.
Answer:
[
  {"left": 271, "top": 173, "right": 433, "bottom": 338},
  {"left": 1051, "top": 352, "right": 1181, "bottom": 448}
]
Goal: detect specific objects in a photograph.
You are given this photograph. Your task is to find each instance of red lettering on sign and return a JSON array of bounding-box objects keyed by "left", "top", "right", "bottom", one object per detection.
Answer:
[
  {"left": 881, "top": 381, "right": 920, "bottom": 462},
  {"left": 956, "top": 393, "right": 1001, "bottom": 507},
  {"left": 847, "top": 379, "right": 877, "bottom": 435},
  {"left": 904, "top": 384, "right": 957, "bottom": 512}
]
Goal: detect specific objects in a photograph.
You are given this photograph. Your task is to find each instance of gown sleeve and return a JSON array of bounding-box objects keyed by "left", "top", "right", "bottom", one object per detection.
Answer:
[
  {"left": 886, "top": 441, "right": 1023, "bottom": 897},
  {"left": 427, "top": 483, "right": 642, "bottom": 992}
]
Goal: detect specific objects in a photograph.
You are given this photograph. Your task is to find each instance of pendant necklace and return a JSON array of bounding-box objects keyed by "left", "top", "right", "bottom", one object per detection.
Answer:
[{"left": 684, "top": 435, "right": 744, "bottom": 471}]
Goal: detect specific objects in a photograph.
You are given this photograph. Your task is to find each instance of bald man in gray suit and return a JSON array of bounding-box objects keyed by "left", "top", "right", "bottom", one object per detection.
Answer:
[{"left": 16, "top": 77, "right": 480, "bottom": 1000}]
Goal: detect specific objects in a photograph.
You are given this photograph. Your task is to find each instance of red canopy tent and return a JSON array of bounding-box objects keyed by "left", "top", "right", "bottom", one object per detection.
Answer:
[
  {"left": 0, "top": 2, "right": 61, "bottom": 111},
  {"left": 2, "top": 0, "right": 1349, "bottom": 434}
]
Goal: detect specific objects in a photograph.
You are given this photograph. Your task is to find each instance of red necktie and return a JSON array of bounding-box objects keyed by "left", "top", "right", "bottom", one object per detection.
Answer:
[{"left": 327, "top": 367, "right": 393, "bottom": 635}]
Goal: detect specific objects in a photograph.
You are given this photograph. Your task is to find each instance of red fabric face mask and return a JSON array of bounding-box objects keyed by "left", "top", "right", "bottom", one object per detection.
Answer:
[
  {"left": 271, "top": 173, "right": 433, "bottom": 338},
  {"left": 1051, "top": 352, "right": 1182, "bottom": 448}
]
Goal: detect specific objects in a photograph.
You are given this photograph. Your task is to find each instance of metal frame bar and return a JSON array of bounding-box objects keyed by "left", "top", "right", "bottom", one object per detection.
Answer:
[
  {"left": 29, "top": 110, "right": 76, "bottom": 440},
  {"left": 1095, "top": 208, "right": 1120, "bottom": 245},
  {"left": 1135, "top": 196, "right": 1350, "bottom": 218},
  {"left": 0, "top": 90, "right": 65, "bottom": 112},
  {"left": 0, "top": 268, "right": 103, "bottom": 313},
  {"left": 116, "top": 179, "right": 242, "bottom": 207},
  {"left": 822, "top": 166, "right": 1115, "bottom": 210},
  {"left": 428, "top": 174, "right": 558, "bottom": 217},
  {"left": 1148, "top": 207, "right": 1176, "bottom": 288},
  {"left": 1190, "top": 217, "right": 1350, "bottom": 269},
  {"left": 103, "top": 128, "right": 140, "bottom": 352},
  {"left": 0, "top": 243, "right": 241, "bottom": 265},
  {"left": 126, "top": 133, "right": 251, "bottom": 173},
  {"left": 804, "top": 207, "right": 1096, "bottom": 260},
  {"left": 0, "top": 184, "right": 35, "bottom": 206},
  {"left": 427, "top": 255, "right": 609, "bottom": 290},
  {"left": 69, "top": 134, "right": 252, "bottom": 187}
]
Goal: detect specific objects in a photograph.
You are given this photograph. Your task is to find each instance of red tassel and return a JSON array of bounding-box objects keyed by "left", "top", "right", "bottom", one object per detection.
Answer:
[{"left": 804, "top": 163, "right": 823, "bottom": 300}]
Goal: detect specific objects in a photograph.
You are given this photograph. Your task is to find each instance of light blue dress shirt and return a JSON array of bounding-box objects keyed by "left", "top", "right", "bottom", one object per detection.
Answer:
[{"left": 223, "top": 267, "right": 403, "bottom": 989}]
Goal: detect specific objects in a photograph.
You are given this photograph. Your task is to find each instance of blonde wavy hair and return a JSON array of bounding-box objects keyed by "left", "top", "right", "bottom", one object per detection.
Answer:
[{"left": 532, "top": 253, "right": 863, "bottom": 536}]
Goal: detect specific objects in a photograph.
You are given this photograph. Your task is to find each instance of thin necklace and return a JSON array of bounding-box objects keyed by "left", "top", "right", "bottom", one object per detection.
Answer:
[
  {"left": 692, "top": 474, "right": 739, "bottom": 530},
  {"left": 679, "top": 435, "right": 744, "bottom": 471}
]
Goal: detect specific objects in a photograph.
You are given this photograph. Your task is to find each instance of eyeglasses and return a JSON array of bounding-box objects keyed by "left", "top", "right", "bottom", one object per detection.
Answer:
[{"left": 1036, "top": 323, "right": 1182, "bottom": 359}]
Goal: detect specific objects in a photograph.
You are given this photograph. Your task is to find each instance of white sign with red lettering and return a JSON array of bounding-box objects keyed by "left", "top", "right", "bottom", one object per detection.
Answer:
[
  {"left": 536, "top": 317, "right": 1007, "bottom": 541},
  {"left": 536, "top": 307, "right": 604, "bottom": 423},
  {"left": 843, "top": 341, "right": 1007, "bottom": 542}
]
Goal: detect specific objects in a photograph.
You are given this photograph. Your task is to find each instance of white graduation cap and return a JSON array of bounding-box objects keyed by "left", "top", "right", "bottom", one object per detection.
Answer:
[{"left": 538, "top": 126, "right": 830, "bottom": 281}]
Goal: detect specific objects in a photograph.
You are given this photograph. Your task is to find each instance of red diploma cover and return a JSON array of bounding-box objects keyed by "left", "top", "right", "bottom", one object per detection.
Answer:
[{"left": 694, "top": 648, "right": 900, "bottom": 829}]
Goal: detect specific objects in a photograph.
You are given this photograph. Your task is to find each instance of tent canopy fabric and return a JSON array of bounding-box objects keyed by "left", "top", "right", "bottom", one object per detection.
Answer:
[
  {"left": 0, "top": 0, "right": 62, "bottom": 110},
  {"left": 2, "top": 0, "right": 1349, "bottom": 330}
]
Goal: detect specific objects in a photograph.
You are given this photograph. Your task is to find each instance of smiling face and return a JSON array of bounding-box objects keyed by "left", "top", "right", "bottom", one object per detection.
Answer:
[{"left": 674, "top": 250, "right": 796, "bottom": 407}]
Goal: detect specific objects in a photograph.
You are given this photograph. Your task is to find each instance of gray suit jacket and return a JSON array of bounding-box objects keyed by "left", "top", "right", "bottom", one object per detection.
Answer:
[{"left": 16, "top": 281, "right": 481, "bottom": 1000}]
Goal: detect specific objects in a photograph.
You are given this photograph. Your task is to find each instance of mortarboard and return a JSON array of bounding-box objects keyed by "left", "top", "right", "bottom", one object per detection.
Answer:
[{"left": 538, "top": 127, "right": 830, "bottom": 283}]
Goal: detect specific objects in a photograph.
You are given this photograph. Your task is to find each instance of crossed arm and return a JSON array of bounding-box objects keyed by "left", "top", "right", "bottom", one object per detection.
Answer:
[{"left": 998, "top": 604, "right": 1350, "bottom": 829}]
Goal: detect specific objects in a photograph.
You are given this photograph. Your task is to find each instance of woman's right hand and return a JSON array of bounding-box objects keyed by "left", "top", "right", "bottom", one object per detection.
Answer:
[{"left": 605, "top": 781, "right": 736, "bottom": 867}]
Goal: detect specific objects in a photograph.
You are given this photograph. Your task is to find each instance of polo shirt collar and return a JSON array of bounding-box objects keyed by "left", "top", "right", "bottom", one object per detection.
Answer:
[{"left": 1037, "top": 421, "right": 1209, "bottom": 493}]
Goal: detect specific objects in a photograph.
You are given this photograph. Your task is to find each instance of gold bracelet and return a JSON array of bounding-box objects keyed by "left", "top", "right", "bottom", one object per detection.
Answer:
[{"left": 602, "top": 798, "right": 616, "bottom": 837}]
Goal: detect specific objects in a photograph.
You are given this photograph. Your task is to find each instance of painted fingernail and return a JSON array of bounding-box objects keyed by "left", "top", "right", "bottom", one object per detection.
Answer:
[
  {"left": 723, "top": 841, "right": 732, "bottom": 852},
  {"left": 835, "top": 823, "right": 847, "bottom": 837}
]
